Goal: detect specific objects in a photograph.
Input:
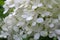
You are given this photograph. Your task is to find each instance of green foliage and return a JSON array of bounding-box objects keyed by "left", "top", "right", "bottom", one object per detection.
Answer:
[
  {"left": 0, "top": 0, "right": 4, "bottom": 6},
  {"left": 0, "top": 0, "right": 7, "bottom": 40},
  {"left": 0, "top": 38, "right": 7, "bottom": 40},
  {"left": 23, "top": 36, "right": 58, "bottom": 40},
  {"left": 0, "top": 0, "right": 8, "bottom": 19}
]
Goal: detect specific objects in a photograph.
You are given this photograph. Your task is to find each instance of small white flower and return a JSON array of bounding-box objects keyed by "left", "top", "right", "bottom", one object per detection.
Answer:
[
  {"left": 27, "top": 31, "right": 32, "bottom": 34},
  {"left": 55, "top": 29, "right": 60, "bottom": 35},
  {"left": 17, "top": 21, "right": 25, "bottom": 27},
  {"left": 41, "top": 14, "right": 45, "bottom": 17},
  {"left": 32, "top": 5, "right": 37, "bottom": 10},
  {"left": 0, "top": 35, "right": 7, "bottom": 38},
  {"left": 3, "top": 9, "right": 8, "bottom": 14},
  {"left": 13, "top": 35, "right": 22, "bottom": 40},
  {"left": 2, "top": 25, "right": 8, "bottom": 31},
  {"left": 26, "top": 16, "right": 33, "bottom": 21},
  {"left": 22, "top": 34, "right": 27, "bottom": 38},
  {"left": 34, "top": 33, "right": 40, "bottom": 40},
  {"left": 3, "top": 4, "right": 9, "bottom": 14},
  {"left": 32, "top": 22, "right": 36, "bottom": 26},
  {"left": 41, "top": 11, "right": 51, "bottom": 17},
  {"left": 38, "top": 3, "right": 43, "bottom": 7},
  {"left": 21, "top": 15, "right": 28, "bottom": 18},
  {"left": 40, "top": 31, "right": 48, "bottom": 37},
  {"left": 49, "top": 32, "right": 56, "bottom": 38},
  {"left": 49, "top": 23, "right": 54, "bottom": 28},
  {"left": 57, "top": 36, "right": 60, "bottom": 40},
  {"left": 0, "top": 32, "right": 9, "bottom": 38},
  {"left": 13, "top": 26, "right": 19, "bottom": 32},
  {"left": 4, "top": 15, "right": 17, "bottom": 26},
  {"left": 36, "top": 18, "right": 44, "bottom": 23},
  {"left": 9, "top": 4, "right": 15, "bottom": 8}
]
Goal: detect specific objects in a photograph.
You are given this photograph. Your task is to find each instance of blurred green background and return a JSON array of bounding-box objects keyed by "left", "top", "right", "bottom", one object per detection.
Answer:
[
  {"left": 0, "top": 0, "right": 8, "bottom": 19},
  {"left": 0, "top": 0, "right": 8, "bottom": 40},
  {"left": 0, "top": 0, "right": 58, "bottom": 40}
]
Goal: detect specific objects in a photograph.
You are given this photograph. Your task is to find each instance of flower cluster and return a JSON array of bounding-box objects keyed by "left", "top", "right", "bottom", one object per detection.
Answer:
[{"left": 1, "top": 0, "right": 60, "bottom": 40}]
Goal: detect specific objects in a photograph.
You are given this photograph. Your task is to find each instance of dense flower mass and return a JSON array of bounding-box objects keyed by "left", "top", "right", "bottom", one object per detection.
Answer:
[{"left": 0, "top": 0, "right": 60, "bottom": 40}]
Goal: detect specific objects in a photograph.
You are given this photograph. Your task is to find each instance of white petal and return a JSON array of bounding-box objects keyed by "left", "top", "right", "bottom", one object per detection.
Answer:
[
  {"left": 13, "top": 26, "right": 19, "bottom": 32},
  {"left": 57, "top": 36, "right": 60, "bottom": 40},
  {"left": 49, "top": 23, "right": 54, "bottom": 28},
  {"left": 3, "top": 9, "right": 8, "bottom": 14},
  {"left": 13, "top": 35, "right": 22, "bottom": 40},
  {"left": 27, "top": 31, "right": 32, "bottom": 34},
  {"left": 32, "top": 22, "right": 36, "bottom": 26},
  {"left": 34, "top": 33, "right": 40, "bottom": 40},
  {"left": 32, "top": 5, "right": 37, "bottom": 10},
  {"left": 38, "top": 3, "right": 43, "bottom": 7},
  {"left": 9, "top": 4, "right": 15, "bottom": 8},
  {"left": 49, "top": 32, "right": 56, "bottom": 38},
  {"left": 26, "top": 16, "right": 33, "bottom": 21},
  {"left": 40, "top": 31, "right": 48, "bottom": 37},
  {"left": 36, "top": 18, "right": 44, "bottom": 23},
  {"left": 21, "top": 15, "right": 28, "bottom": 18},
  {"left": 55, "top": 29, "right": 60, "bottom": 35}
]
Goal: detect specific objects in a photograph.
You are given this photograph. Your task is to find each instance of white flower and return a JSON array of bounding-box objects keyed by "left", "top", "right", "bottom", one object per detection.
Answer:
[
  {"left": 26, "top": 16, "right": 33, "bottom": 21},
  {"left": 0, "top": 35, "right": 7, "bottom": 38},
  {"left": 13, "top": 35, "right": 22, "bottom": 40},
  {"left": 49, "top": 31, "right": 56, "bottom": 38},
  {"left": 32, "top": 5, "right": 37, "bottom": 10},
  {"left": 21, "top": 15, "right": 29, "bottom": 19},
  {"left": 49, "top": 23, "right": 54, "bottom": 28},
  {"left": 34, "top": 33, "right": 40, "bottom": 40},
  {"left": 41, "top": 11, "right": 51, "bottom": 17},
  {"left": 38, "top": 3, "right": 43, "bottom": 7},
  {"left": 4, "top": 15, "right": 17, "bottom": 26},
  {"left": 2, "top": 0, "right": 60, "bottom": 40},
  {"left": 57, "top": 36, "right": 60, "bottom": 40},
  {"left": 36, "top": 18, "right": 44, "bottom": 23},
  {"left": 55, "top": 29, "right": 60, "bottom": 35},
  {"left": 40, "top": 31, "right": 48, "bottom": 37},
  {"left": 13, "top": 26, "right": 19, "bottom": 32},
  {"left": 2, "top": 25, "right": 8, "bottom": 31},
  {"left": 0, "top": 31, "right": 9, "bottom": 38},
  {"left": 17, "top": 21, "right": 25, "bottom": 27},
  {"left": 27, "top": 31, "right": 32, "bottom": 34},
  {"left": 3, "top": 4, "right": 9, "bottom": 14},
  {"left": 9, "top": 4, "right": 15, "bottom": 8},
  {"left": 22, "top": 34, "right": 27, "bottom": 38},
  {"left": 32, "top": 22, "right": 36, "bottom": 26}
]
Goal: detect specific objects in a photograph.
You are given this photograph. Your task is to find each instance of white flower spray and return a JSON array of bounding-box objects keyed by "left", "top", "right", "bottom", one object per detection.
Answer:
[{"left": 1, "top": 0, "right": 60, "bottom": 40}]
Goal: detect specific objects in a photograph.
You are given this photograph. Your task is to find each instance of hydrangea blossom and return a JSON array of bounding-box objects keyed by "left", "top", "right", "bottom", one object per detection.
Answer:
[{"left": 1, "top": 0, "right": 60, "bottom": 40}]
